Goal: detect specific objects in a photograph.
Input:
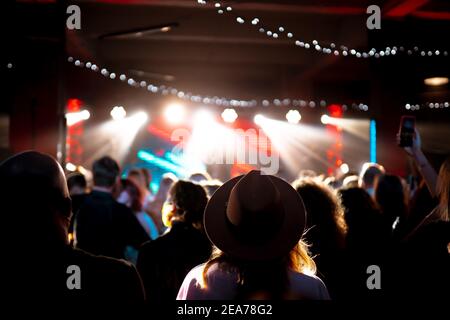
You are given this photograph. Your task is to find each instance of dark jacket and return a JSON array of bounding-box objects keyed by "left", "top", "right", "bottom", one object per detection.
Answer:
[
  {"left": 137, "top": 221, "right": 212, "bottom": 303},
  {"left": 74, "top": 190, "right": 149, "bottom": 259},
  {"left": 4, "top": 244, "right": 145, "bottom": 304}
]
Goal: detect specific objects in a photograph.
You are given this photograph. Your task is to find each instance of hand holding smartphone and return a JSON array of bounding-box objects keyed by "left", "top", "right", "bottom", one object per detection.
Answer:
[{"left": 398, "top": 116, "right": 416, "bottom": 148}]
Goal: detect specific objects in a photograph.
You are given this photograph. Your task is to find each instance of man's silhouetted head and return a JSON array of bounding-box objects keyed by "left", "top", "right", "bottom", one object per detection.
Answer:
[
  {"left": 0, "top": 151, "right": 71, "bottom": 246},
  {"left": 93, "top": 156, "right": 120, "bottom": 188}
]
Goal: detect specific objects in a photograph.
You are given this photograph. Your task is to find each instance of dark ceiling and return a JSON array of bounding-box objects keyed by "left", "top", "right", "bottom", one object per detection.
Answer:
[
  {"left": 4, "top": 0, "right": 450, "bottom": 173},
  {"left": 56, "top": 0, "right": 450, "bottom": 106}
]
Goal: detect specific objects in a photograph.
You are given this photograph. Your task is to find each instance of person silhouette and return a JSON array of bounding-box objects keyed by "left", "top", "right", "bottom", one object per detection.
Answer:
[{"left": 0, "top": 151, "right": 145, "bottom": 303}]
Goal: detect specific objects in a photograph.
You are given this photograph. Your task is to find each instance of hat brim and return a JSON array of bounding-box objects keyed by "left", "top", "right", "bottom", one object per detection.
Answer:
[{"left": 204, "top": 174, "right": 306, "bottom": 261}]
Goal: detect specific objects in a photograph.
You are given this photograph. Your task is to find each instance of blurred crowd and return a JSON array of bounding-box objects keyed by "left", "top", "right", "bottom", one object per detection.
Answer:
[{"left": 1, "top": 128, "right": 448, "bottom": 304}]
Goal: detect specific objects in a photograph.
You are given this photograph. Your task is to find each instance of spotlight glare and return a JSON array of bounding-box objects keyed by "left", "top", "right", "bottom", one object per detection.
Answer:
[
  {"left": 286, "top": 110, "right": 302, "bottom": 124},
  {"left": 321, "top": 114, "right": 330, "bottom": 125},
  {"left": 340, "top": 163, "right": 349, "bottom": 174},
  {"left": 110, "top": 106, "right": 127, "bottom": 121},
  {"left": 221, "top": 108, "right": 238, "bottom": 123},
  {"left": 194, "top": 110, "right": 215, "bottom": 124},
  {"left": 136, "top": 111, "right": 149, "bottom": 125},
  {"left": 165, "top": 103, "right": 186, "bottom": 125},
  {"left": 66, "top": 109, "right": 91, "bottom": 126},
  {"left": 81, "top": 110, "right": 90, "bottom": 120},
  {"left": 254, "top": 114, "right": 265, "bottom": 125},
  {"left": 65, "top": 162, "right": 77, "bottom": 172}
]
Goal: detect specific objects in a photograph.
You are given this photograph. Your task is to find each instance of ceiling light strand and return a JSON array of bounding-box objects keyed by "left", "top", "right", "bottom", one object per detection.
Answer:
[
  {"left": 68, "top": 56, "right": 369, "bottom": 111},
  {"left": 201, "top": 1, "right": 448, "bottom": 59}
]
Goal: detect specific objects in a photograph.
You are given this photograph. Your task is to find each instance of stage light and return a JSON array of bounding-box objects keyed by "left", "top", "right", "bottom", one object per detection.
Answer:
[
  {"left": 135, "top": 111, "right": 149, "bottom": 125},
  {"left": 221, "top": 108, "right": 238, "bottom": 123},
  {"left": 66, "top": 110, "right": 90, "bottom": 126},
  {"left": 340, "top": 163, "right": 349, "bottom": 174},
  {"left": 165, "top": 103, "right": 186, "bottom": 125},
  {"left": 424, "top": 77, "right": 449, "bottom": 86},
  {"left": 138, "top": 150, "right": 184, "bottom": 175},
  {"left": 65, "top": 162, "right": 77, "bottom": 172},
  {"left": 370, "top": 120, "right": 377, "bottom": 163},
  {"left": 81, "top": 110, "right": 90, "bottom": 119},
  {"left": 110, "top": 106, "right": 127, "bottom": 121},
  {"left": 254, "top": 114, "right": 265, "bottom": 125},
  {"left": 93, "top": 111, "right": 149, "bottom": 165},
  {"left": 255, "top": 116, "right": 333, "bottom": 174},
  {"left": 194, "top": 110, "right": 215, "bottom": 124},
  {"left": 286, "top": 110, "right": 302, "bottom": 124},
  {"left": 321, "top": 114, "right": 330, "bottom": 125}
]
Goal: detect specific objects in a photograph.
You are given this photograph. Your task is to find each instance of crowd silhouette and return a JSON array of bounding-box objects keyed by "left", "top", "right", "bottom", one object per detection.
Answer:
[{"left": 0, "top": 128, "right": 448, "bottom": 304}]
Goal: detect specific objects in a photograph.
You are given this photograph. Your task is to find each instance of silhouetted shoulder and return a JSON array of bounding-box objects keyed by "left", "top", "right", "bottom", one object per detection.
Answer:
[
  {"left": 288, "top": 271, "right": 331, "bottom": 300},
  {"left": 114, "top": 200, "right": 134, "bottom": 213},
  {"left": 68, "top": 248, "right": 145, "bottom": 303},
  {"left": 137, "top": 239, "right": 157, "bottom": 257},
  {"left": 177, "top": 263, "right": 330, "bottom": 300}
]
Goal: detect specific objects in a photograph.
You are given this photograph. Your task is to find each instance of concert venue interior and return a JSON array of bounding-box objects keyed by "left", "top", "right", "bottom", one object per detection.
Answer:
[
  {"left": 2, "top": 0, "right": 449, "bottom": 307},
  {"left": 4, "top": 0, "right": 449, "bottom": 182}
]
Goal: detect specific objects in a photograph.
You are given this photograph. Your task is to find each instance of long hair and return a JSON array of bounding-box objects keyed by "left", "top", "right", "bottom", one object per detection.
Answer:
[
  {"left": 293, "top": 178, "right": 347, "bottom": 254},
  {"left": 338, "top": 187, "right": 390, "bottom": 255},
  {"left": 437, "top": 156, "right": 450, "bottom": 221},
  {"left": 201, "top": 241, "right": 316, "bottom": 300},
  {"left": 168, "top": 180, "right": 208, "bottom": 230}
]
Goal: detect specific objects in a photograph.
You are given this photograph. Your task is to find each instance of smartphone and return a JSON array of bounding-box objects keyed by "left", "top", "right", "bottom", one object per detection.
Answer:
[{"left": 398, "top": 116, "right": 416, "bottom": 148}]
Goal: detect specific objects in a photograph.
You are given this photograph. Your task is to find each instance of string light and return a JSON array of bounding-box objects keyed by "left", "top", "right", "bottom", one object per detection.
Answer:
[
  {"left": 68, "top": 56, "right": 369, "bottom": 110},
  {"left": 199, "top": 1, "right": 448, "bottom": 59},
  {"left": 404, "top": 102, "right": 449, "bottom": 111}
]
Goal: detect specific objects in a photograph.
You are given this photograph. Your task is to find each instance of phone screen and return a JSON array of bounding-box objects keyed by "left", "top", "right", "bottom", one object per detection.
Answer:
[{"left": 399, "top": 116, "right": 415, "bottom": 147}]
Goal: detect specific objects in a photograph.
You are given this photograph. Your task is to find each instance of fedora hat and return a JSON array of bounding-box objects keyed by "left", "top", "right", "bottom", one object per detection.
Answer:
[{"left": 204, "top": 170, "right": 306, "bottom": 261}]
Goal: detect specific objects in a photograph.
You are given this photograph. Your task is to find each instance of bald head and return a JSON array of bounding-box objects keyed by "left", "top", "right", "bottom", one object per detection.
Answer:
[
  {"left": 0, "top": 151, "right": 69, "bottom": 199},
  {"left": 0, "top": 151, "right": 71, "bottom": 244}
]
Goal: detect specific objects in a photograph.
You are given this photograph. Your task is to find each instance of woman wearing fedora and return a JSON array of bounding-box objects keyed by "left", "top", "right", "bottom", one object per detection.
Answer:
[{"left": 177, "top": 170, "right": 330, "bottom": 300}]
